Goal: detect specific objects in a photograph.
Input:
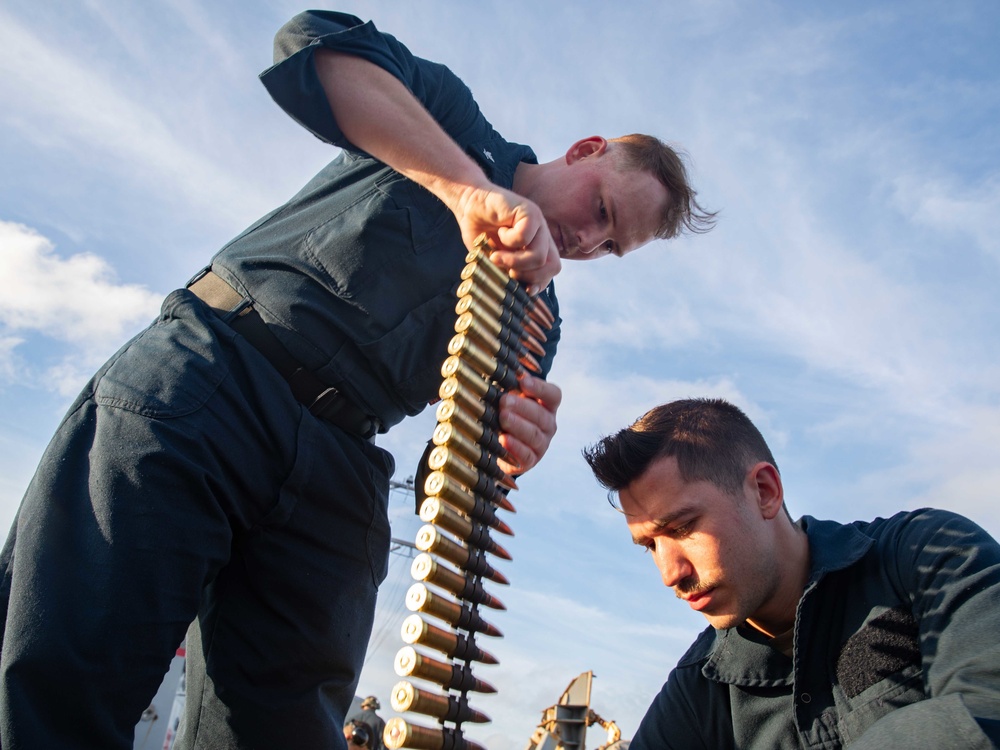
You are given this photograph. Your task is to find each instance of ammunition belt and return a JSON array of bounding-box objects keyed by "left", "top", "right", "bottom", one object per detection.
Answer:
[{"left": 383, "top": 236, "right": 554, "bottom": 750}]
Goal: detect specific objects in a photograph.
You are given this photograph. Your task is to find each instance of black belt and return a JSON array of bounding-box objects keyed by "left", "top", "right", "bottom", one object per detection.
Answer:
[{"left": 187, "top": 270, "right": 379, "bottom": 440}]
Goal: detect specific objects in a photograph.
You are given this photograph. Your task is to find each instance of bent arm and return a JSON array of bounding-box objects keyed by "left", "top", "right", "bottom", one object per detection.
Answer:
[
  {"left": 312, "top": 50, "right": 559, "bottom": 290},
  {"left": 262, "top": 11, "right": 559, "bottom": 290}
]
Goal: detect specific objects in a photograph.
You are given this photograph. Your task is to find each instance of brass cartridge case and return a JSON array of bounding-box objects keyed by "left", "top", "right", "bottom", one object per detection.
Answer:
[
  {"left": 399, "top": 615, "right": 498, "bottom": 664},
  {"left": 414, "top": 525, "right": 508, "bottom": 584},
  {"left": 438, "top": 379, "right": 498, "bottom": 426},
  {"left": 390, "top": 680, "right": 491, "bottom": 724},
  {"left": 455, "top": 274, "right": 552, "bottom": 331},
  {"left": 454, "top": 314, "right": 542, "bottom": 370},
  {"left": 447, "top": 333, "right": 501, "bottom": 377},
  {"left": 428, "top": 445, "right": 516, "bottom": 494},
  {"left": 405, "top": 582, "right": 503, "bottom": 637},
  {"left": 432, "top": 422, "right": 504, "bottom": 483},
  {"left": 445, "top": 337, "right": 520, "bottom": 392},
  {"left": 383, "top": 717, "right": 487, "bottom": 750},
  {"left": 422, "top": 470, "right": 514, "bottom": 528},
  {"left": 455, "top": 278, "right": 503, "bottom": 314},
  {"left": 459, "top": 262, "right": 508, "bottom": 306},
  {"left": 439, "top": 357, "right": 499, "bottom": 403},
  {"left": 454, "top": 297, "right": 504, "bottom": 338},
  {"left": 456, "top": 293, "right": 548, "bottom": 346},
  {"left": 394, "top": 645, "right": 497, "bottom": 694},
  {"left": 434, "top": 400, "right": 506, "bottom": 461},
  {"left": 419, "top": 497, "right": 511, "bottom": 558},
  {"left": 468, "top": 236, "right": 555, "bottom": 326},
  {"left": 422, "top": 471, "right": 514, "bottom": 532},
  {"left": 410, "top": 553, "right": 506, "bottom": 610},
  {"left": 449, "top": 330, "right": 536, "bottom": 375}
]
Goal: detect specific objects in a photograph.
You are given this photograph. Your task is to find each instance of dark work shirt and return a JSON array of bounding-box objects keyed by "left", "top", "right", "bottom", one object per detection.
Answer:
[
  {"left": 632, "top": 509, "right": 1000, "bottom": 749},
  {"left": 210, "top": 11, "right": 560, "bottom": 430}
]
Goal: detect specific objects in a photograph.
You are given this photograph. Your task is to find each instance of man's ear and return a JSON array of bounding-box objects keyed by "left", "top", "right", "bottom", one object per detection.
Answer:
[
  {"left": 565, "top": 136, "right": 608, "bottom": 164},
  {"left": 748, "top": 462, "right": 784, "bottom": 520}
]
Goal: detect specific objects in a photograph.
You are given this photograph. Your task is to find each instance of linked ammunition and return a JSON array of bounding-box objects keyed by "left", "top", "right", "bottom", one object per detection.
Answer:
[
  {"left": 449, "top": 330, "right": 535, "bottom": 377},
  {"left": 423, "top": 460, "right": 514, "bottom": 513},
  {"left": 390, "top": 680, "right": 491, "bottom": 725},
  {"left": 405, "top": 583, "right": 503, "bottom": 637},
  {"left": 419, "top": 497, "right": 512, "bottom": 557},
  {"left": 445, "top": 335, "right": 521, "bottom": 390},
  {"left": 439, "top": 357, "right": 500, "bottom": 403},
  {"left": 455, "top": 275, "right": 551, "bottom": 332},
  {"left": 428, "top": 444, "right": 516, "bottom": 494},
  {"left": 432, "top": 421, "right": 506, "bottom": 486},
  {"left": 434, "top": 400, "right": 507, "bottom": 464},
  {"left": 410, "top": 553, "right": 506, "bottom": 610},
  {"left": 468, "top": 235, "right": 555, "bottom": 326},
  {"left": 459, "top": 262, "right": 509, "bottom": 309},
  {"left": 394, "top": 645, "right": 496, "bottom": 694},
  {"left": 455, "top": 313, "right": 544, "bottom": 366},
  {"left": 422, "top": 471, "right": 514, "bottom": 532},
  {"left": 453, "top": 303, "right": 545, "bottom": 359},
  {"left": 414, "top": 525, "right": 509, "bottom": 584},
  {"left": 455, "top": 292, "right": 547, "bottom": 345},
  {"left": 438, "top": 379, "right": 499, "bottom": 428},
  {"left": 383, "top": 717, "right": 487, "bottom": 750},
  {"left": 399, "top": 616, "right": 497, "bottom": 664}
]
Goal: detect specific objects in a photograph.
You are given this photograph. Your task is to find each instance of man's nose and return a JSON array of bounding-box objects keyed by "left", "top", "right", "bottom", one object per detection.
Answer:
[
  {"left": 652, "top": 539, "right": 690, "bottom": 589},
  {"left": 576, "top": 227, "right": 608, "bottom": 255}
]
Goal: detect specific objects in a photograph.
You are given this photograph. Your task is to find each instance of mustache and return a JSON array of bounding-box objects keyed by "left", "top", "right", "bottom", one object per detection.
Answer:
[{"left": 674, "top": 575, "right": 716, "bottom": 598}]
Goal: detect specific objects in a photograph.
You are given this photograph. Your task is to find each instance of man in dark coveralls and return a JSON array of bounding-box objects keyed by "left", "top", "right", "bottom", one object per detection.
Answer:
[
  {"left": 585, "top": 398, "right": 1000, "bottom": 749},
  {"left": 0, "top": 10, "right": 714, "bottom": 750}
]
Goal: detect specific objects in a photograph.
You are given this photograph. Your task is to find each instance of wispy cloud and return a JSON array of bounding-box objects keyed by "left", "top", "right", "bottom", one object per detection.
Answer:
[{"left": 0, "top": 8, "right": 277, "bottom": 229}]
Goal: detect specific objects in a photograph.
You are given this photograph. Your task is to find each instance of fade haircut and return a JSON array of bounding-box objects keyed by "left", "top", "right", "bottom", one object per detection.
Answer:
[
  {"left": 609, "top": 134, "right": 718, "bottom": 240},
  {"left": 583, "top": 398, "right": 777, "bottom": 507}
]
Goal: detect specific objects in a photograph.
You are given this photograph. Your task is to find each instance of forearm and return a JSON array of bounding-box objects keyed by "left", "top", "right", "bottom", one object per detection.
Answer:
[{"left": 313, "top": 50, "right": 490, "bottom": 217}]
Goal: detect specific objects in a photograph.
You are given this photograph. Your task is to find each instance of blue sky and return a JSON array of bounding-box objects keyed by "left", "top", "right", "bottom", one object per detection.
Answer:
[{"left": 2, "top": 1, "right": 999, "bottom": 747}]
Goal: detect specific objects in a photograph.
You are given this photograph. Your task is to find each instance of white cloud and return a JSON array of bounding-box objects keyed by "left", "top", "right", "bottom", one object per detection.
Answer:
[
  {"left": 0, "top": 221, "right": 162, "bottom": 392},
  {"left": 0, "top": 221, "right": 161, "bottom": 343}
]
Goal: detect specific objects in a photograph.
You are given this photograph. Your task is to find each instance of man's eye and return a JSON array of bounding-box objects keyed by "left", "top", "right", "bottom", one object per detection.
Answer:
[{"left": 604, "top": 240, "right": 615, "bottom": 254}]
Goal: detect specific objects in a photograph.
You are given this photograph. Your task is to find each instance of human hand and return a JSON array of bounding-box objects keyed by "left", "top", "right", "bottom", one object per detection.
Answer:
[
  {"left": 497, "top": 372, "right": 562, "bottom": 475},
  {"left": 453, "top": 184, "right": 562, "bottom": 295}
]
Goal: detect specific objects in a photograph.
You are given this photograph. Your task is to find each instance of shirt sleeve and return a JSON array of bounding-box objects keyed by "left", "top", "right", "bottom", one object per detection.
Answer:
[
  {"left": 259, "top": 11, "right": 483, "bottom": 152},
  {"left": 630, "top": 652, "right": 733, "bottom": 750},
  {"left": 850, "top": 510, "right": 1000, "bottom": 749}
]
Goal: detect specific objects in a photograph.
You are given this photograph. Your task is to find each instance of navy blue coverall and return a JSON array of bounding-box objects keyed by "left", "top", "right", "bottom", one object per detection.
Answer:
[{"left": 0, "top": 11, "right": 560, "bottom": 750}]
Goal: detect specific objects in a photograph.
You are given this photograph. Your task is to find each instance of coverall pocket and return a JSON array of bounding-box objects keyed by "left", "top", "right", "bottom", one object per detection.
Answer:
[
  {"left": 838, "top": 666, "right": 926, "bottom": 743},
  {"left": 95, "top": 290, "right": 234, "bottom": 419}
]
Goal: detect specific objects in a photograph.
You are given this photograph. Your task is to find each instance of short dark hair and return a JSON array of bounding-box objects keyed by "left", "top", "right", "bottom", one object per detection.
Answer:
[
  {"left": 583, "top": 398, "right": 777, "bottom": 506},
  {"left": 609, "top": 134, "right": 718, "bottom": 240}
]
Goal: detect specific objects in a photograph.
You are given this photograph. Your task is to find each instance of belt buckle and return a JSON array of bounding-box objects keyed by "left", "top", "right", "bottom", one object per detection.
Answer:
[{"left": 309, "top": 387, "right": 377, "bottom": 440}]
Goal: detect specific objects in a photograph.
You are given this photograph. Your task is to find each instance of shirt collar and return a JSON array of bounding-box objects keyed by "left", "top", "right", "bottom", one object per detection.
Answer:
[{"left": 702, "top": 516, "right": 875, "bottom": 686}]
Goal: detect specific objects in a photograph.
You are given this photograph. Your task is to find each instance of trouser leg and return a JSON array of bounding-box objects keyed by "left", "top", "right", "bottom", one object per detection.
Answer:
[
  {"left": 0, "top": 291, "right": 304, "bottom": 749},
  {"left": 177, "top": 415, "right": 393, "bottom": 749}
]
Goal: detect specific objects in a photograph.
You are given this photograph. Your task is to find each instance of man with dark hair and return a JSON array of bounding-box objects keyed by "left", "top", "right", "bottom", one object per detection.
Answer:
[
  {"left": 0, "top": 9, "right": 714, "bottom": 750},
  {"left": 584, "top": 398, "right": 1000, "bottom": 749}
]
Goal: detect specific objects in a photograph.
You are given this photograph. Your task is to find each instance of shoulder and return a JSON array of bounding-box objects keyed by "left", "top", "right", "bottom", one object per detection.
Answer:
[{"left": 858, "top": 508, "right": 998, "bottom": 555}]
